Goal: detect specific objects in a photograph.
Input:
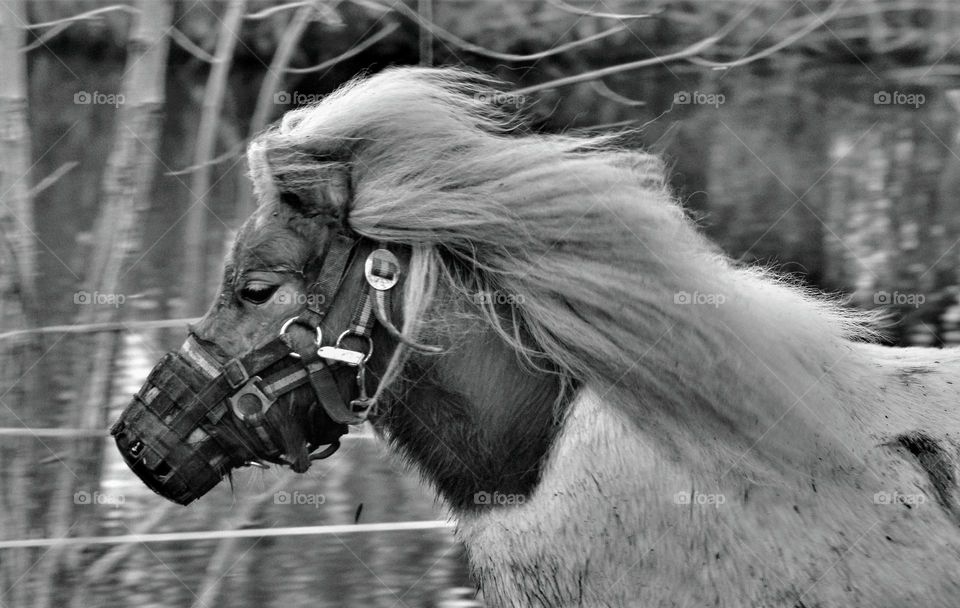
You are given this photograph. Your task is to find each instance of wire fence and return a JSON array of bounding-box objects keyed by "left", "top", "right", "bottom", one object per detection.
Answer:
[
  {"left": 0, "top": 317, "right": 200, "bottom": 342},
  {"left": 0, "top": 318, "right": 456, "bottom": 556},
  {"left": 0, "top": 521, "right": 456, "bottom": 550}
]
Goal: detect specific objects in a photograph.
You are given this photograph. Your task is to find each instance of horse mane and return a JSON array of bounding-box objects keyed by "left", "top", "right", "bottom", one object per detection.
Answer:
[{"left": 248, "top": 67, "right": 880, "bottom": 464}]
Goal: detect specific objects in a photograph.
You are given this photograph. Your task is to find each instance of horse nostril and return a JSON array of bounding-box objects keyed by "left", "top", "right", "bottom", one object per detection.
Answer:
[{"left": 129, "top": 440, "right": 144, "bottom": 458}]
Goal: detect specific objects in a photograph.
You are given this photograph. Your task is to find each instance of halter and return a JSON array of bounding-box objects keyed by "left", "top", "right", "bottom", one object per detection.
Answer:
[{"left": 110, "top": 232, "right": 412, "bottom": 504}]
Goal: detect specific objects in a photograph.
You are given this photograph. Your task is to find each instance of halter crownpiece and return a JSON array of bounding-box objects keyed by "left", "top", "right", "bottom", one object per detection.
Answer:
[{"left": 110, "top": 236, "right": 409, "bottom": 505}]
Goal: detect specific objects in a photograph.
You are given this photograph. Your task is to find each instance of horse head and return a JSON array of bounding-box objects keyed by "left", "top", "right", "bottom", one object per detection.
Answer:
[{"left": 112, "top": 69, "right": 570, "bottom": 508}]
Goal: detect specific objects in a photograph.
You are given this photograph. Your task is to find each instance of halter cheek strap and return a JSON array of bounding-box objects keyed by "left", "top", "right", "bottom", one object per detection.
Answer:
[
  {"left": 281, "top": 235, "right": 378, "bottom": 426},
  {"left": 299, "top": 248, "right": 399, "bottom": 422}
]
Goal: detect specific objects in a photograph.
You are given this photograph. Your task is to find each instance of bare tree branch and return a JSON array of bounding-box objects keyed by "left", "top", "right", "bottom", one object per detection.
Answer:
[
  {"left": 514, "top": 34, "right": 721, "bottom": 96},
  {"left": 577, "top": 118, "right": 642, "bottom": 132},
  {"left": 169, "top": 26, "right": 217, "bottom": 62},
  {"left": 590, "top": 80, "right": 646, "bottom": 106},
  {"left": 164, "top": 139, "right": 247, "bottom": 176},
  {"left": 25, "top": 161, "right": 78, "bottom": 198},
  {"left": 286, "top": 21, "right": 399, "bottom": 74},
  {"left": 24, "top": 4, "right": 137, "bottom": 30},
  {"left": 513, "top": 2, "right": 758, "bottom": 95},
  {"left": 244, "top": 1, "right": 312, "bottom": 21},
  {"left": 20, "top": 21, "right": 69, "bottom": 51},
  {"left": 381, "top": 0, "right": 628, "bottom": 62},
  {"left": 543, "top": 0, "right": 657, "bottom": 20},
  {"left": 687, "top": 0, "right": 846, "bottom": 69}
]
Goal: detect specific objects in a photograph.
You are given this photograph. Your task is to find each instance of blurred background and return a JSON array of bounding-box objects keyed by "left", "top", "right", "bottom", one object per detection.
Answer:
[{"left": 1, "top": 0, "right": 960, "bottom": 606}]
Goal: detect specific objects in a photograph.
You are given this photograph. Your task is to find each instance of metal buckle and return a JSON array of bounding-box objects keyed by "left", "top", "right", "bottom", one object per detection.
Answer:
[
  {"left": 317, "top": 330, "right": 373, "bottom": 366},
  {"left": 223, "top": 358, "right": 249, "bottom": 389},
  {"left": 228, "top": 377, "right": 274, "bottom": 421},
  {"left": 279, "top": 316, "right": 323, "bottom": 359}
]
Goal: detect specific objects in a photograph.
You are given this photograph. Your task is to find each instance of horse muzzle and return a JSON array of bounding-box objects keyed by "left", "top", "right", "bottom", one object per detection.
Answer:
[{"left": 110, "top": 333, "right": 349, "bottom": 505}]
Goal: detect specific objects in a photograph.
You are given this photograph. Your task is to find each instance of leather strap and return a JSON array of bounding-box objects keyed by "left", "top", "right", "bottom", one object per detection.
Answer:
[{"left": 294, "top": 234, "right": 358, "bottom": 330}]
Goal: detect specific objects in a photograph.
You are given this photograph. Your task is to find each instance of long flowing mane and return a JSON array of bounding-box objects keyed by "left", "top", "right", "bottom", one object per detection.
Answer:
[{"left": 247, "top": 67, "right": 879, "bottom": 466}]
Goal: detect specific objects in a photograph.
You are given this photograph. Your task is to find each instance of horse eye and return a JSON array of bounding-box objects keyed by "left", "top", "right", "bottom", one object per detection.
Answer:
[{"left": 239, "top": 283, "right": 279, "bottom": 305}]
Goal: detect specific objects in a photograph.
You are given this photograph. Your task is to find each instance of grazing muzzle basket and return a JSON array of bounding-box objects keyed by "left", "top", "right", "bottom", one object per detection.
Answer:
[{"left": 111, "top": 333, "right": 348, "bottom": 505}]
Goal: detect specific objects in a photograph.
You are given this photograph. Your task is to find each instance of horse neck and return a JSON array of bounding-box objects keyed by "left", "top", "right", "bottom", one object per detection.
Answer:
[{"left": 373, "top": 308, "right": 566, "bottom": 512}]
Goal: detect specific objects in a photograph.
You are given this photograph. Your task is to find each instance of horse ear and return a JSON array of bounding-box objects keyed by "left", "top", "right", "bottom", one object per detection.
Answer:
[{"left": 276, "top": 165, "right": 352, "bottom": 223}]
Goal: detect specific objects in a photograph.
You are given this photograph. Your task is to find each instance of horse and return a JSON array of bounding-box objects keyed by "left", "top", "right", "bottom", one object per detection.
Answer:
[{"left": 112, "top": 67, "right": 960, "bottom": 607}]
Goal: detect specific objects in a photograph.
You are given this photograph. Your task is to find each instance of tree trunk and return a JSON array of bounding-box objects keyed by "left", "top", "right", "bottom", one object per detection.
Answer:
[
  {"left": 36, "top": 2, "right": 174, "bottom": 607},
  {"left": 0, "top": 2, "right": 39, "bottom": 606},
  {"left": 180, "top": 0, "right": 246, "bottom": 318},
  {"left": 0, "top": 0, "right": 35, "bottom": 284},
  {"left": 236, "top": 2, "right": 316, "bottom": 219},
  {"left": 418, "top": 0, "right": 434, "bottom": 65}
]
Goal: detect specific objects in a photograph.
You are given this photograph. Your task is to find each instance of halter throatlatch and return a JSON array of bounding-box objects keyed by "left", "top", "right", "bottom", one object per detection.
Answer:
[{"left": 111, "top": 235, "right": 410, "bottom": 505}]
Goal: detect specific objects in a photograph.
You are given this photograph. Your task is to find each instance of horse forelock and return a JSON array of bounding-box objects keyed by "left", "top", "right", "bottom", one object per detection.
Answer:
[{"left": 247, "top": 66, "right": 882, "bottom": 469}]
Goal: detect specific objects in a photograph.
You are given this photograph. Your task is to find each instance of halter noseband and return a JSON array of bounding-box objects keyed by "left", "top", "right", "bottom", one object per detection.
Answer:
[{"left": 110, "top": 233, "right": 409, "bottom": 504}]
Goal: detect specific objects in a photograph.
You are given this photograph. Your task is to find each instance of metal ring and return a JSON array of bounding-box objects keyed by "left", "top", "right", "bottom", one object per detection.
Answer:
[
  {"left": 335, "top": 330, "right": 374, "bottom": 363},
  {"left": 280, "top": 317, "right": 322, "bottom": 359}
]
